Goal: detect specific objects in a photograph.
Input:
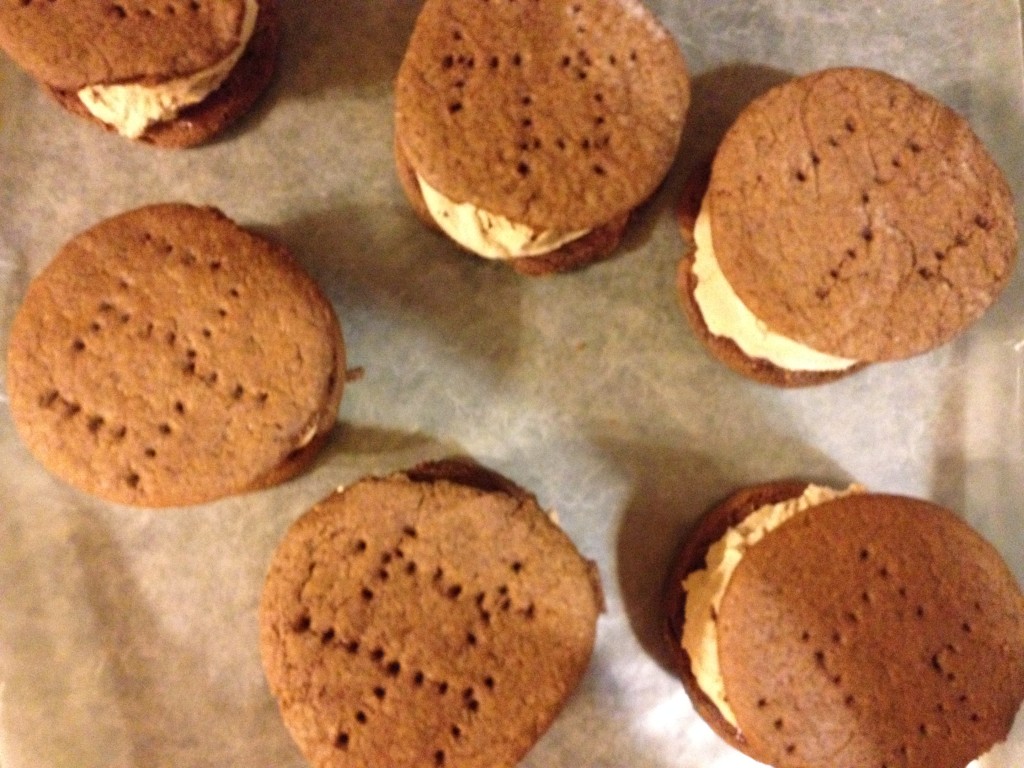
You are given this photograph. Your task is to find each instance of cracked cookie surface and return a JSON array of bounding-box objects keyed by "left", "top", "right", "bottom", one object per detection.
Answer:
[{"left": 707, "top": 67, "right": 1016, "bottom": 361}]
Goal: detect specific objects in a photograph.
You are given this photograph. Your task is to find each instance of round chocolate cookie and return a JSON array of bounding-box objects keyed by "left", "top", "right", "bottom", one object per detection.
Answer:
[
  {"left": 394, "top": 0, "right": 689, "bottom": 273},
  {"left": 666, "top": 484, "right": 1024, "bottom": 768},
  {"left": 6, "top": 203, "right": 345, "bottom": 507},
  {"left": 259, "top": 459, "right": 603, "bottom": 768},
  {"left": 678, "top": 67, "right": 1017, "bottom": 383},
  {"left": 0, "top": 0, "right": 280, "bottom": 147}
]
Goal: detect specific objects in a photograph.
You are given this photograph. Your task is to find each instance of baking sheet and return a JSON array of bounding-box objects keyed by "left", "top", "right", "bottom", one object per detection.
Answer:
[{"left": 1, "top": 1, "right": 1023, "bottom": 766}]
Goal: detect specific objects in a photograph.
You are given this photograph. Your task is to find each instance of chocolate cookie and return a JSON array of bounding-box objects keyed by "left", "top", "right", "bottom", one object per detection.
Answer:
[
  {"left": 677, "top": 67, "right": 1017, "bottom": 384},
  {"left": 394, "top": 0, "right": 689, "bottom": 274},
  {"left": 0, "top": 0, "right": 280, "bottom": 147},
  {"left": 6, "top": 203, "right": 344, "bottom": 507},
  {"left": 259, "top": 459, "right": 603, "bottom": 768},
  {"left": 666, "top": 483, "right": 1024, "bottom": 768}
]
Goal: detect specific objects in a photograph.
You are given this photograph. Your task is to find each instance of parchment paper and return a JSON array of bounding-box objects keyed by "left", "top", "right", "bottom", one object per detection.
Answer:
[{"left": 1, "top": 2, "right": 1022, "bottom": 767}]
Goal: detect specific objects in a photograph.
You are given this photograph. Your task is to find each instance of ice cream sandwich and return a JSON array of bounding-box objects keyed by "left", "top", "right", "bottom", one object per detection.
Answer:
[
  {"left": 665, "top": 481, "right": 1024, "bottom": 768},
  {"left": 676, "top": 67, "right": 1018, "bottom": 385},
  {"left": 394, "top": 0, "right": 690, "bottom": 275},
  {"left": 259, "top": 459, "right": 603, "bottom": 767},
  {"left": 6, "top": 203, "right": 345, "bottom": 507},
  {"left": 0, "top": 0, "right": 280, "bottom": 147}
]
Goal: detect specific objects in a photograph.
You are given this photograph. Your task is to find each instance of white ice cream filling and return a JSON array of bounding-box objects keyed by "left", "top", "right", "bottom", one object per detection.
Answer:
[
  {"left": 691, "top": 197, "right": 858, "bottom": 372},
  {"left": 416, "top": 175, "right": 590, "bottom": 259},
  {"left": 77, "top": 0, "right": 259, "bottom": 139}
]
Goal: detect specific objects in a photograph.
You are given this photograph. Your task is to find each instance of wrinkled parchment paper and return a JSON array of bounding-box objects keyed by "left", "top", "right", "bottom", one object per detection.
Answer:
[{"left": 1, "top": 2, "right": 1022, "bottom": 766}]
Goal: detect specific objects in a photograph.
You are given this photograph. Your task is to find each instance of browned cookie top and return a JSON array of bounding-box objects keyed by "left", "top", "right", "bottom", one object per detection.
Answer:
[
  {"left": 717, "top": 493, "right": 1024, "bottom": 768},
  {"left": 0, "top": 0, "right": 252, "bottom": 90},
  {"left": 395, "top": 0, "right": 690, "bottom": 231},
  {"left": 6, "top": 203, "right": 344, "bottom": 507},
  {"left": 259, "top": 464, "right": 603, "bottom": 768},
  {"left": 708, "top": 67, "right": 1017, "bottom": 361}
]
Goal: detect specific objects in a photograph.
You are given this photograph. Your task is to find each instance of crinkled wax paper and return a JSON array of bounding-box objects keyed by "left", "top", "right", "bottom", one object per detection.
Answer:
[{"left": 0, "top": 2, "right": 1022, "bottom": 766}]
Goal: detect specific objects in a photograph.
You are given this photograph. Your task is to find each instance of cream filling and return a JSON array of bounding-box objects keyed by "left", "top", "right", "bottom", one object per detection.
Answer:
[
  {"left": 296, "top": 423, "right": 319, "bottom": 450},
  {"left": 692, "top": 198, "right": 858, "bottom": 372},
  {"left": 417, "top": 175, "right": 590, "bottom": 259},
  {"left": 77, "top": 0, "right": 259, "bottom": 138},
  {"left": 681, "top": 483, "right": 864, "bottom": 727}
]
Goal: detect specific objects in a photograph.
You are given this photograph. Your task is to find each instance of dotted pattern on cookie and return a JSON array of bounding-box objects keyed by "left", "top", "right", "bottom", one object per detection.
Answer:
[
  {"left": 393, "top": 131, "right": 629, "bottom": 274},
  {"left": 674, "top": 162, "right": 865, "bottom": 386},
  {"left": 395, "top": 0, "right": 690, "bottom": 231},
  {"left": 44, "top": 0, "right": 281, "bottom": 148},
  {"left": 6, "top": 203, "right": 344, "bottom": 506},
  {"left": 0, "top": 0, "right": 250, "bottom": 89},
  {"left": 707, "top": 67, "right": 1017, "bottom": 361},
  {"left": 259, "top": 473, "right": 602, "bottom": 768},
  {"left": 663, "top": 480, "right": 811, "bottom": 757},
  {"left": 716, "top": 494, "right": 1024, "bottom": 768}
]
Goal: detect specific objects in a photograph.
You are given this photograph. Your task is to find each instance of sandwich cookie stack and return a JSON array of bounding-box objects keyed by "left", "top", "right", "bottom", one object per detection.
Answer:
[
  {"left": 0, "top": 0, "right": 280, "bottom": 146},
  {"left": 395, "top": 0, "right": 690, "bottom": 274},
  {"left": 666, "top": 481, "right": 1024, "bottom": 768},
  {"left": 677, "top": 67, "right": 1017, "bottom": 385}
]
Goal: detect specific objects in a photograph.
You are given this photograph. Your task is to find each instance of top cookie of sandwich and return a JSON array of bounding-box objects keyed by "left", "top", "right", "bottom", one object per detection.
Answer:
[
  {"left": 0, "top": 0, "right": 250, "bottom": 90},
  {"left": 0, "top": 0, "right": 279, "bottom": 146},
  {"left": 395, "top": 0, "right": 690, "bottom": 233},
  {"left": 6, "top": 203, "right": 344, "bottom": 507},
  {"left": 259, "top": 459, "right": 603, "bottom": 768},
  {"left": 717, "top": 493, "right": 1024, "bottom": 768},
  {"left": 708, "top": 67, "right": 1017, "bottom": 361}
]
